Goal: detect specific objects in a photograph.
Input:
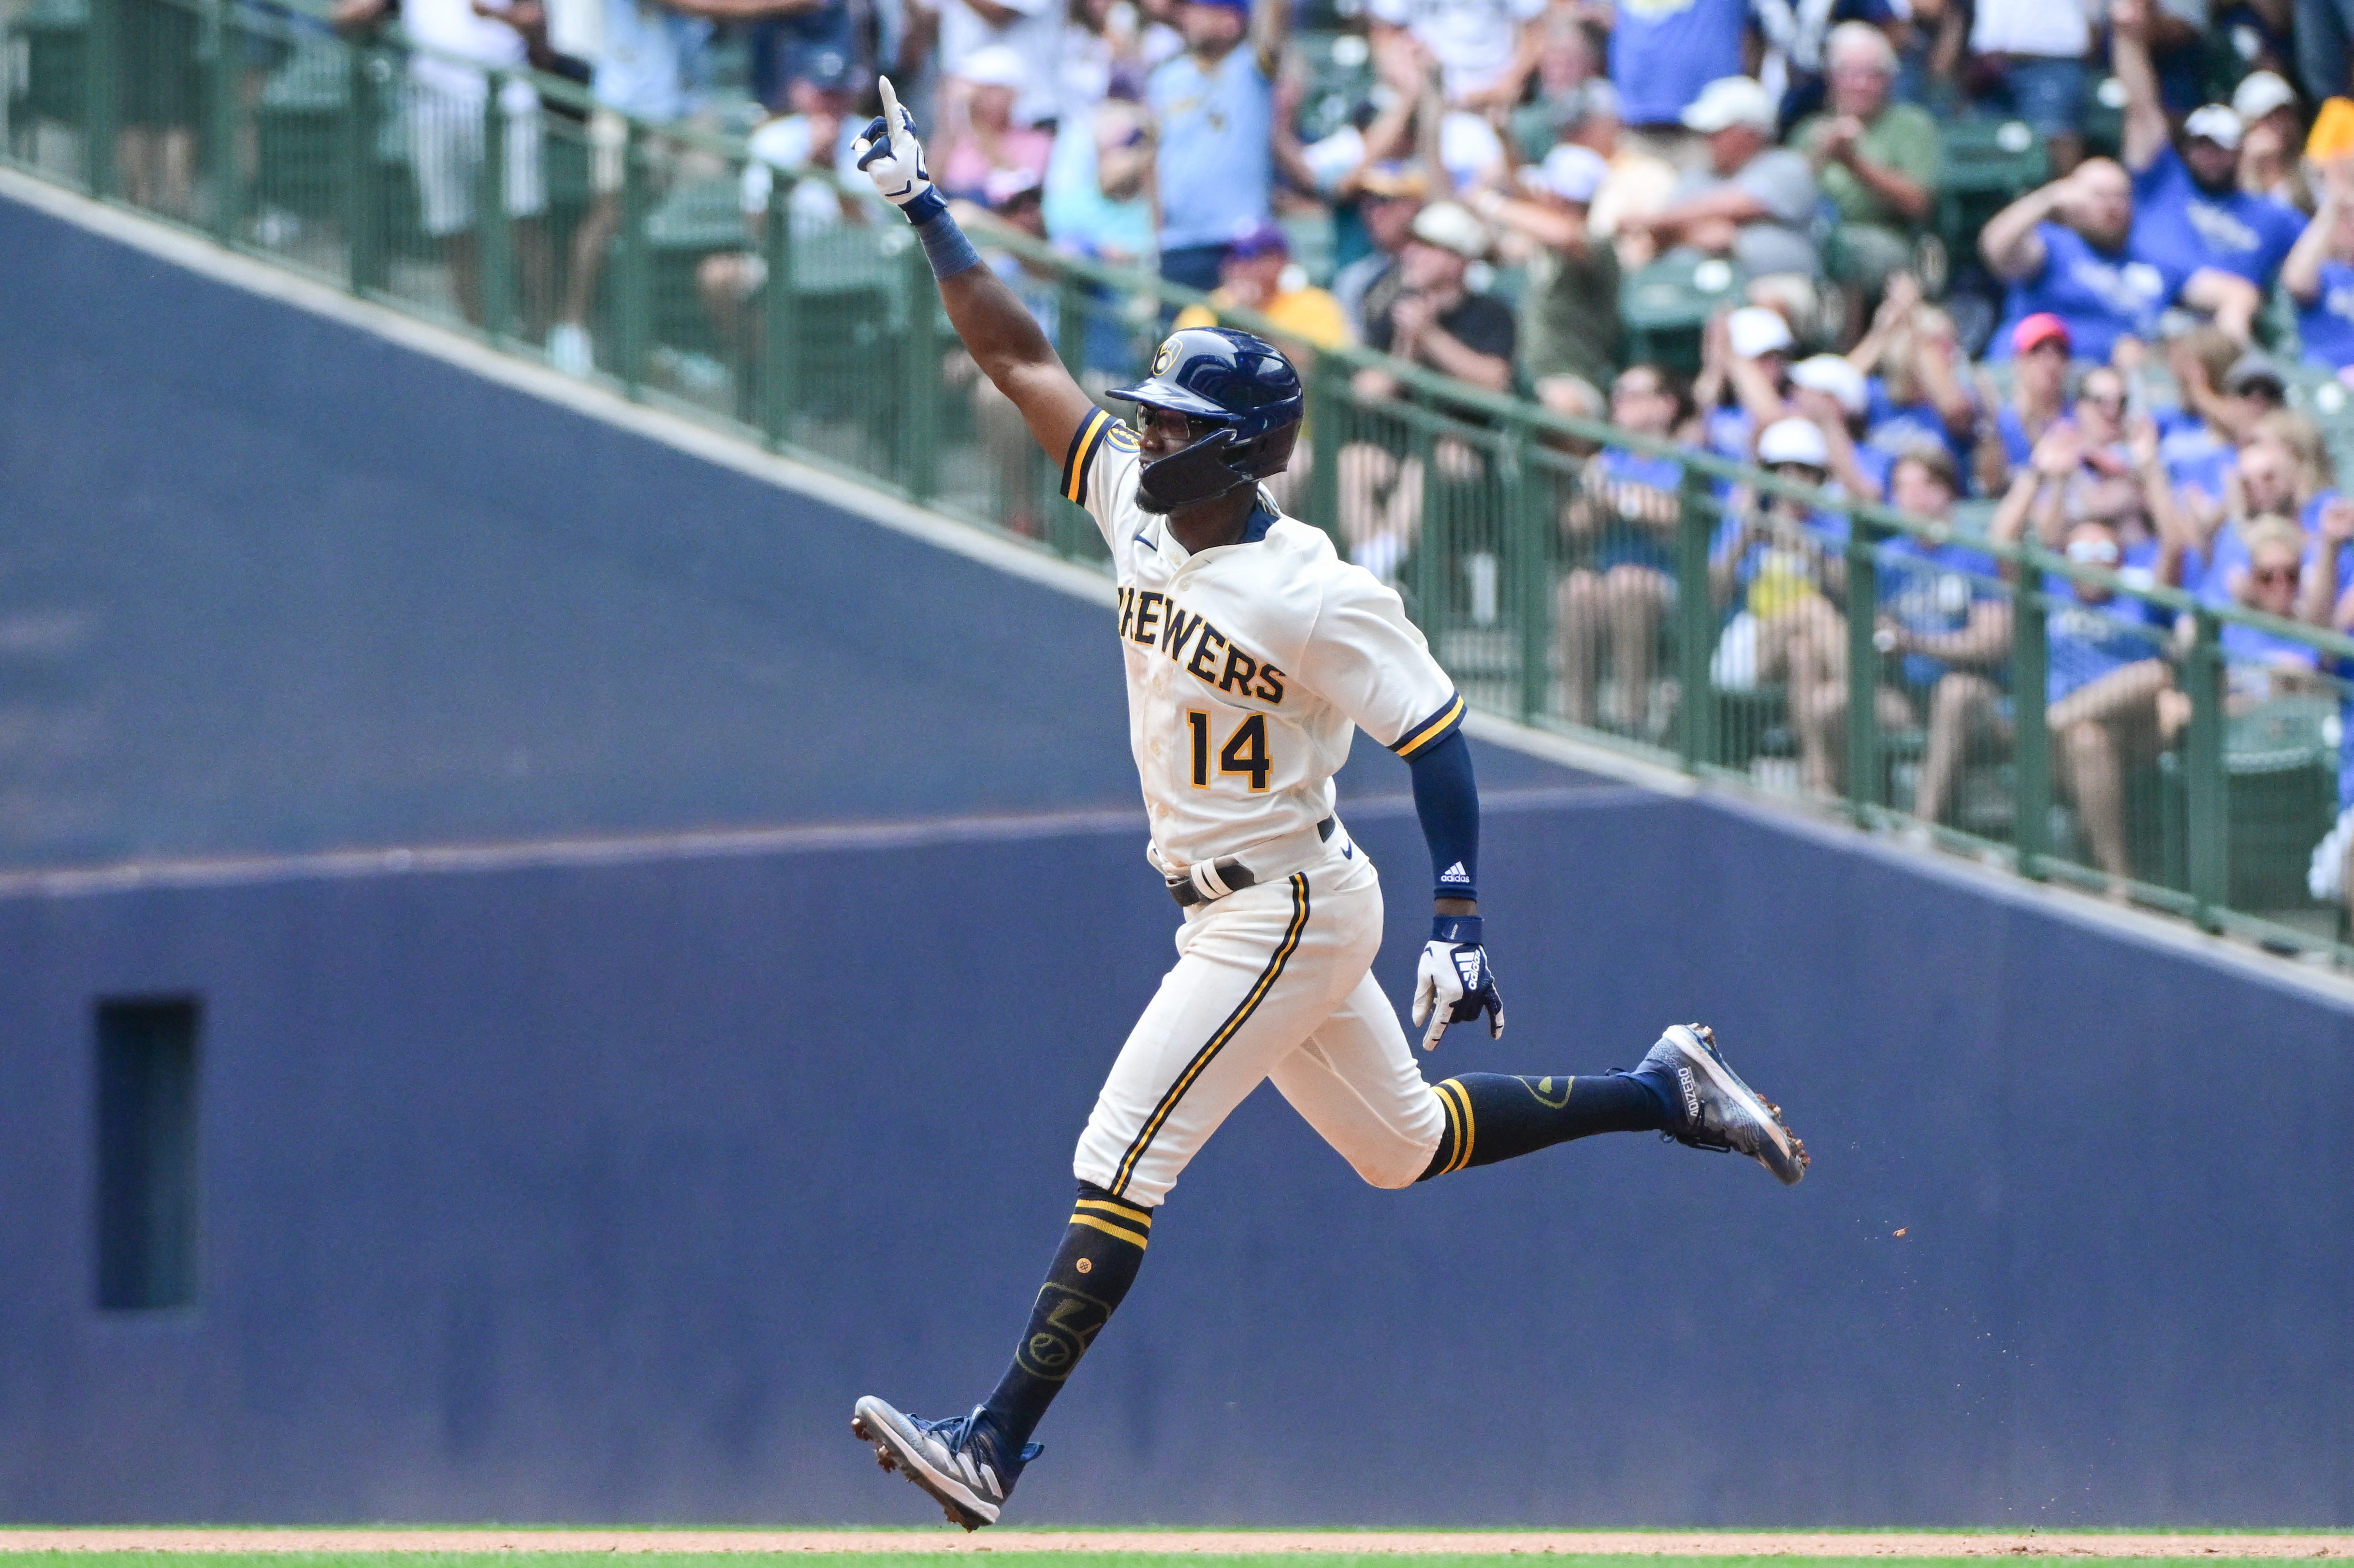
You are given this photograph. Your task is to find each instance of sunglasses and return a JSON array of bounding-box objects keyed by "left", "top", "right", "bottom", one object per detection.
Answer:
[
  {"left": 2252, "top": 565, "right": 2303, "bottom": 585},
  {"left": 1134, "top": 406, "right": 1218, "bottom": 441},
  {"left": 2066, "top": 537, "right": 2121, "bottom": 565}
]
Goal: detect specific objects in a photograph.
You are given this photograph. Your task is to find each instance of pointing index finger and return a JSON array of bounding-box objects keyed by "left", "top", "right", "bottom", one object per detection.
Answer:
[{"left": 877, "top": 75, "right": 907, "bottom": 159}]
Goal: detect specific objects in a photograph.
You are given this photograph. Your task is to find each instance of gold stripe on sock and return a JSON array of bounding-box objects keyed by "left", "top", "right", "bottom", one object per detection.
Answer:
[
  {"left": 1075, "top": 1197, "right": 1152, "bottom": 1227},
  {"left": 1069, "top": 1212, "right": 1150, "bottom": 1249},
  {"left": 1439, "top": 1079, "right": 1477, "bottom": 1174}
]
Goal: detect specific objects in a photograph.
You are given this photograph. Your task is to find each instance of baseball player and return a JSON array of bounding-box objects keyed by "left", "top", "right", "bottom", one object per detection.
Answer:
[{"left": 843, "top": 81, "right": 1808, "bottom": 1531}]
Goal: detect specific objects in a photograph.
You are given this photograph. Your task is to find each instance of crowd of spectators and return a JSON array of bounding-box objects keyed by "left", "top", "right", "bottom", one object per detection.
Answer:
[{"left": 308, "top": 0, "right": 2354, "bottom": 903}]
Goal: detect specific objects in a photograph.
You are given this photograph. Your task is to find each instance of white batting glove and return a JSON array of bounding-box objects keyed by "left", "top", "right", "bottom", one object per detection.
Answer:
[
  {"left": 852, "top": 76, "right": 944, "bottom": 221},
  {"left": 1411, "top": 916, "right": 1504, "bottom": 1051}
]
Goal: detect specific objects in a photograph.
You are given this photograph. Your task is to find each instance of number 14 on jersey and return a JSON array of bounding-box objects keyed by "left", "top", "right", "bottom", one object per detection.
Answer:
[{"left": 1186, "top": 711, "right": 1272, "bottom": 792}]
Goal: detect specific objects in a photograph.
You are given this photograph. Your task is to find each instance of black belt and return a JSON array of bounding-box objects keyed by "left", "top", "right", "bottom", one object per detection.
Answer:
[{"left": 1168, "top": 817, "right": 1334, "bottom": 907}]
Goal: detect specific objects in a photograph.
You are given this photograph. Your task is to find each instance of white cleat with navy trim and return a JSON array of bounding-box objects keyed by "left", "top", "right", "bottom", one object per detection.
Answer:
[{"left": 851, "top": 1395, "right": 1040, "bottom": 1530}]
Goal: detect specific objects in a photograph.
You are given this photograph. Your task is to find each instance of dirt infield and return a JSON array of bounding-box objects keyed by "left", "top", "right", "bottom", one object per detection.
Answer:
[{"left": 0, "top": 1533, "right": 2346, "bottom": 1557}]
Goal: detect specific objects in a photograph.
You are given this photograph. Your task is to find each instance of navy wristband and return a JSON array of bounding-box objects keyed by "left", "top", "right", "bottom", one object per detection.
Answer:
[
  {"left": 899, "top": 185, "right": 947, "bottom": 225},
  {"left": 911, "top": 203, "right": 981, "bottom": 280},
  {"left": 1432, "top": 915, "right": 1483, "bottom": 946}
]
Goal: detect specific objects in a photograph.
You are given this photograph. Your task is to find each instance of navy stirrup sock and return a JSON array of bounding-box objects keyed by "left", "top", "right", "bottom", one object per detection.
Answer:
[
  {"left": 981, "top": 1183, "right": 1152, "bottom": 1450},
  {"left": 1419, "top": 1072, "right": 1673, "bottom": 1180}
]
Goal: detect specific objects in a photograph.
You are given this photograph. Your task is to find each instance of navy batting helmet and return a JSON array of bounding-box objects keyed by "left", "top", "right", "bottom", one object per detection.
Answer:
[{"left": 1107, "top": 327, "right": 1304, "bottom": 513}]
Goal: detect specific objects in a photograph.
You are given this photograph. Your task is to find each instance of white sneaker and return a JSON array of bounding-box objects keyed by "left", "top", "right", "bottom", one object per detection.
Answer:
[
  {"left": 546, "top": 322, "right": 594, "bottom": 377},
  {"left": 851, "top": 1396, "right": 1040, "bottom": 1530}
]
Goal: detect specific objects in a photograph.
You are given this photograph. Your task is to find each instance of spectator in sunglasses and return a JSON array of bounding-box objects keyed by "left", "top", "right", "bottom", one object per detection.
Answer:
[{"left": 2217, "top": 516, "right": 2326, "bottom": 704}]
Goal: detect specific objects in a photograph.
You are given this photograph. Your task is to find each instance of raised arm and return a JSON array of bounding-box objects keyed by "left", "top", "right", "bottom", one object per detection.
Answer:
[
  {"left": 2129, "top": 414, "right": 2191, "bottom": 587},
  {"left": 1251, "top": 0, "right": 1288, "bottom": 81},
  {"left": 2179, "top": 267, "right": 2260, "bottom": 344},
  {"left": 2282, "top": 166, "right": 2349, "bottom": 306},
  {"left": 2108, "top": 0, "right": 2169, "bottom": 174},
  {"left": 1978, "top": 179, "right": 2060, "bottom": 282},
  {"left": 855, "top": 80, "right": 1094, "bottom": 464},
  {"left": 2304, "top": 498, "right": 2354, "bottom": 626}
]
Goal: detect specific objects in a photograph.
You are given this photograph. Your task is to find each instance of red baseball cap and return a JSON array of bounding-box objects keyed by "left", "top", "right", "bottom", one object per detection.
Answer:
[{"left": 2013, "top": 312, "right": 2072, "bottom": 356}]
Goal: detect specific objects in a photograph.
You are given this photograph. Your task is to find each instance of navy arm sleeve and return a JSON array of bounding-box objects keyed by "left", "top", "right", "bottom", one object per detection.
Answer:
[{"left": 1407, "top": 728, "right": 1479, "bottom": 902}]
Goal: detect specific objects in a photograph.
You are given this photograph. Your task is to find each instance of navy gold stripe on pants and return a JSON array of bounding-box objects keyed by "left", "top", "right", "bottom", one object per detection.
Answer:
[{"left": 1109, "top": 874, "right": 1311, "bottom": 1197}]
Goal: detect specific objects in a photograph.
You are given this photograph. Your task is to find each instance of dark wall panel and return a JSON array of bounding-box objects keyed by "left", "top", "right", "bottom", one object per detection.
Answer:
[{"left": 0, "top": 795, "right": 2347, "bottom": 1526}]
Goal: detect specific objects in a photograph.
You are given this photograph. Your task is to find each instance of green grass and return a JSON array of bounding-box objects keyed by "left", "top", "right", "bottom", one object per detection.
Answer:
[{"left": 1, "top": 1555, "right": 2339, "bottom": 1568}]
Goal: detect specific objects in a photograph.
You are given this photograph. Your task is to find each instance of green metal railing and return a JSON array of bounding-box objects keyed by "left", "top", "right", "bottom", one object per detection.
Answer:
[{"left": 10, "top": 0, "right": 2354, "bottom": 961}]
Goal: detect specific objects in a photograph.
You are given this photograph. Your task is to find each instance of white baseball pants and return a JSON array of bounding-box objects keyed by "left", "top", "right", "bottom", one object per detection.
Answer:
[{"left": 1072, "top": 840, "right": 1448, "bottom": 1207}]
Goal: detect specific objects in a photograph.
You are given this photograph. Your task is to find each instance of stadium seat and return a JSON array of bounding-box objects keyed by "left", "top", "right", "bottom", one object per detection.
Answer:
[
  {"left": 255, "top": 44, "right": 347, "bottom": 222},
  {"left": 1619, "top": 252, "right": 1746, "bottom": 375},
  {"left": 1289, "top": 29, "right": 1372, "bottom": 145},
  {"left": 1278, "top": 207, "right": 1337, "bottom": 288},
  {"left": 2156, "top": 695, "right": 2339, "bottom": 912},
  {"left": 1934, "top": 118, "right": 2049, "bottom": 264},
  {"left": 1508, "top": 101, "right": 1557, "bottom": 163},
  {"left": 643, "top": 176, "right": 746, "bottom": 356},
  {"left": 9, "top": 0, "right": 86, "bottom": 132}
]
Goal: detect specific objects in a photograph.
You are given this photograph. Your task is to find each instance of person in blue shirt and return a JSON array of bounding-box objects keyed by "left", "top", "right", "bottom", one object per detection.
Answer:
[
  {"left": 1910, "top": 437, "right": 2190, "bottom": 881},
  {"left": 1707, "top": 417, "right": 1855, "bottom": 694},
  {"left": 2041, "top": 522, "right": 2184, "bottom": 890},
  {"left": 1555, "top": 363, "right": 1692, "bottom": 734},
  {"left": 1980, "top": 160, "right": 2177, "bottom": 367},
  {"left": 1147, "top": 0, "right": 1280, "bottom": 293},
  {"left": 1608, "top": 0, "right": 1750, "bottom": 131},
  {"left": 1845, "top": 276, "right": 1977, "bottom": 491},
  {"left": 2111, "top": 0, "right": 2294, "bottom": 309},
  {"left": 2283, "top": 159, "right": 2354, "bottom": 375},
  {"left": 2184, "top": 411, "right": 2341, "bottom": 604},
  {"left": 1976, "top": 312, "right": 2072, "bottom": 491},
  {"left": 1789, "top": 448, "right": 2004, "bottom": 796},
  {"left": 2211, "top": 515, "right": 2326, "bottom": 706}
]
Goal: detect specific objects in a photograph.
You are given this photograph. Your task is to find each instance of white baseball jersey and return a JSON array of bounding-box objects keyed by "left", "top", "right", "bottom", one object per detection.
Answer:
[{"left": 1061, "top": 406, "right": 1466, "bottom": 876}]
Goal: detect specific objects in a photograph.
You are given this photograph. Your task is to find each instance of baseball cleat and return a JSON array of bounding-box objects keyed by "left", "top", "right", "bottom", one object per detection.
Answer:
[
  {"left": 1640, "top": 1023, "right": 1808, "bottom": 1185},
  {"left": 850, "top": 1395, "right": 1040, "bottom": 1530}
]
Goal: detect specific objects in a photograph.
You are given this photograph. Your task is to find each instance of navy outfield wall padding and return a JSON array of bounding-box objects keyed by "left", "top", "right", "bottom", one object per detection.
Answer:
[{"left": 0, "top": 796, "right": 2349, "bottom": 1524}]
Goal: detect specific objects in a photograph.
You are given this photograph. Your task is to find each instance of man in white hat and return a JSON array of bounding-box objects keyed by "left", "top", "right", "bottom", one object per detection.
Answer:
[
  {"left": 1706, "top": 415, "right": 1849, "bottom": 696},
  {"left": 2230, "top": 70, "right": 2308, "bottom": 207},
  {"left": 2112, "top": 0, "right": 2302, "bottom": 293},
  {"left": 1476, "top": 143, "right": 1622, "bottom": 412},
  {"left": 1787, "top": 350, "right": 1888, "bottom": 501},
  {"left": 1698, "top": 302, "right": 1797, "bottom": 467},
  {"left": 1339, "top": 201, "right": 1517, "bottom": 581},
  {"left": 1620, "top": 76, "right": 1822, "bottom": 283}
]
